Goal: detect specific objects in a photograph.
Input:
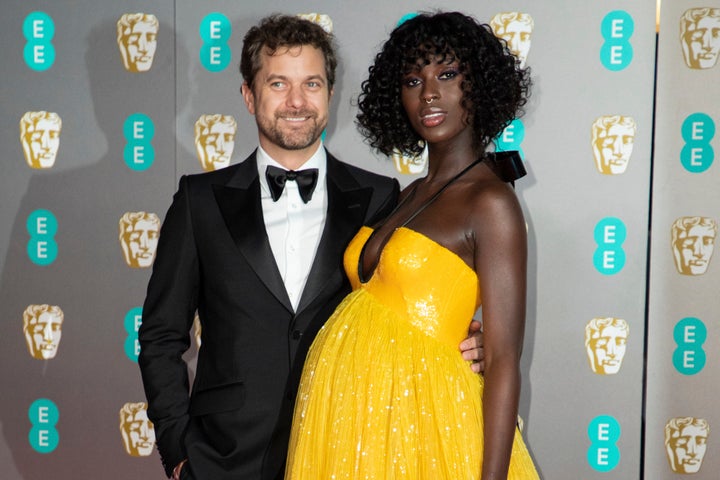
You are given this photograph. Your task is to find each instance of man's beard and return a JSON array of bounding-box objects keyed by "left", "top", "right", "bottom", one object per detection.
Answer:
[{"left": 257, "top": 110, "right": 326, "bottom": 151}]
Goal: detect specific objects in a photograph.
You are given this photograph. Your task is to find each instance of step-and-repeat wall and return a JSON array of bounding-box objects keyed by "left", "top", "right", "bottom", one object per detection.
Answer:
[{"left": 0, "top": 1, "right": 716, "bottom": 478}]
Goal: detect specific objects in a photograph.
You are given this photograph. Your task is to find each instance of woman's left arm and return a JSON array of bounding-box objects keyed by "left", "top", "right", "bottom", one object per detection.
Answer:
[{"left": 472, "top": 183, "right": 528, "bottom": 480}]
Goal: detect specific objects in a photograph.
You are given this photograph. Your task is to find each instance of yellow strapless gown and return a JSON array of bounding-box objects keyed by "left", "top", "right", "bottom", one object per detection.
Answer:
[{"left": 286, "top": 226, "right": 539, "bottom": 479}]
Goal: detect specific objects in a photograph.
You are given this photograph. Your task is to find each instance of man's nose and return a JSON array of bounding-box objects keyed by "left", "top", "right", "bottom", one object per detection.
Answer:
[{"left": 286, "top": 86, "right": 306, "bottom": 108}]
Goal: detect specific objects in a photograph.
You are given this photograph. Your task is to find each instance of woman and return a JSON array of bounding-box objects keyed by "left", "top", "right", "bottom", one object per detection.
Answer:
[{"left": 286, "top": 11, "right": 538, "bottom": 479}]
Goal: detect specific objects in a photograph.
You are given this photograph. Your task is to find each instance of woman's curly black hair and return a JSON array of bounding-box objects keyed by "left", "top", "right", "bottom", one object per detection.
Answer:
[{"left": 356, "top": 11, "right": 531, "bottom": 157}]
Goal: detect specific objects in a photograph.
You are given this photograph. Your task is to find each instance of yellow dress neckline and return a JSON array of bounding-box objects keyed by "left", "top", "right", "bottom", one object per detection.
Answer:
[{"left": 357, "top": 225, "right": 478, "bottom": 285}]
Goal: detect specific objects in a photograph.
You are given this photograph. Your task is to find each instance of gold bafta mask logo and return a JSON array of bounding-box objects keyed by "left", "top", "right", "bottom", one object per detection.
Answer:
[
  {"left": 585, "top": 317, "right": 629, "bottom": 375},
  {"left": 490, "top": 12, "right": 534, "bottom": 68},
  {"left": 671, "top": 216, "right": 717, "bottom": 275},
  {"left": 119, "top": 402, "right": 156, "bottom": 457},
  {"left": 591, "top": 115, "right": 636, "bottom": 175},
  {"left": 117, "top": 13, "right": 159, "bottom": 73},
  {"left": 23, "top": 305, "right": 64, "bottom": 360},
  {"left": 20, "top": 111, "right": 62, "bottom": 169},
  {"left": 297, "top": 13, "right": 333, "bottom": 34},
  {"left": 392, "top": 144, "right": 428, "bottom": 175},
  {"left": 194, "top": 114, "right": 237, "bottom": 171},
  {"left": 665, "top": 417, "right": 709, "bottom": 474},
  {"left": 680, "top": 8, "right": 720, "bottom": 69},
  {"left": 119, "top": 212, "right": 160, "bottom": 268}
]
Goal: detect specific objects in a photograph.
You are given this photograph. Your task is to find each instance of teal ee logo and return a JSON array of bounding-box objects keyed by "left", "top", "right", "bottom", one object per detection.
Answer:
[
  {"left": 123, "top": 113, "right": 155, "bottom": 171},
  {"left": 587, "top": 415, "right": 621, "bottom": 471},
  {"left": 200, "top": 13, "right": 231, "bottom": 72},
  {"left": 397, "top": 12, "right": 419, "bottom": 26},
  {"left": 28, "top": 398, "right": 59, "bottom": 453},
  {"left": 593, "top": 217, "right": 627, "bottom": 274},
  {"left": 681, "top": 113, "right": 715, "bottom": 173},
  {"left": 494, "top": 119, "right": 526, "bottom": 160},
  {"left": 124, "top": 307, "right": 142, "bottom": 362},
  {"left": 673, "top": 317, "right": 707, "bottom": 375},
  {"left": 26, "top": 209, "right": 58, "bottom": 266},
  {"left": 600, "top": 11, "right": 634, "bottom": 71},
  {"left": 23, "top": 12, "right": 56, "bottom": 71}
]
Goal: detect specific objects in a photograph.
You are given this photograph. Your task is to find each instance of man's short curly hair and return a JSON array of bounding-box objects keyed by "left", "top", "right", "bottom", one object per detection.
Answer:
[
  {"left": 240, "top": 14, "right": 337, "bottom": 90},
  {"left": 357, "top": 11, "right": 531, "bottom": 157}
]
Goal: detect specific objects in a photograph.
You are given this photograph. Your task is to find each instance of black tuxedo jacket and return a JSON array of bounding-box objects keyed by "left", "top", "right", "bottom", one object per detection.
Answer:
[{"left": 138, "top": 150, "right": 398, "bottom": 479}]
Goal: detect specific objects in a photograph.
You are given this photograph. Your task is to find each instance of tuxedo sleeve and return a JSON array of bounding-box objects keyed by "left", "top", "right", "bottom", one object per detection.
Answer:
[{"left": 138, "top": 175, "right": 198, "bottom": 477}]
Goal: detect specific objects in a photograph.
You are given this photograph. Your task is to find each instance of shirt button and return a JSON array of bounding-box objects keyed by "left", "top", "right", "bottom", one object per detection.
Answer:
[{"left": 292, "top": 330, "right": 302, "bottom": 340}]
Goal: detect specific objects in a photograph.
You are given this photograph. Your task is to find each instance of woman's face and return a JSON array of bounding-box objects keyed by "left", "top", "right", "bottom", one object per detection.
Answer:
[{"left": 401, "top": 58, "right": 472, "bottom": 148}]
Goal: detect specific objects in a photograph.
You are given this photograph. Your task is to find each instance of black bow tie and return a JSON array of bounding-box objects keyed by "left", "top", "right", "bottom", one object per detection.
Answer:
[{"left": 265, "top": 165, "right": 319, "bottom": 203}]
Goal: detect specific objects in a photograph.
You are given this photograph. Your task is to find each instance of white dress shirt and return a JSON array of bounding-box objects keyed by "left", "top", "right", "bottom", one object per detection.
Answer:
[{"left": 256, "top": 145, "right": 328, "bottom": 311}]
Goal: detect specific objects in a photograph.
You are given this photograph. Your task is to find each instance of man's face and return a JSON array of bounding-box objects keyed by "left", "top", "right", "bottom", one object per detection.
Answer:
[
  {"left": 669, "top": 424, "right": 708, "bottom": 473},
  {"left": 674, "top": 224, "right": 716, "bottom": 275},
  {"left": 497, "top": 20, "right": 532, "bottom": 67},
  {"left": 589, "top": 325, "right": 627, "bottom": 375},
  {"left": 198, "top": 121, "right": 235, "bottom": 171},
  {"left": 120, "top": 20, "right": 158, "bottom": 72},
  {"left": 24, "top": 311, "right": 63, "bottom": 360},
  {"left": 683, "top": 15, "right": 720, "bottom": 69},
  {"left": 23, "top": 117, "right": 61, "bottom": 168},
  {"left": 122, "top": 218, "right": 159, "bottom": 268},
  {"left": 242, "top": 46, "right": 332, "bottom": 166},
  {"left": 120, "top": 407, "right": 155, "bottom": 456},
  {"left": 594, "top": 123, "right": 635, "bottom": 175}
]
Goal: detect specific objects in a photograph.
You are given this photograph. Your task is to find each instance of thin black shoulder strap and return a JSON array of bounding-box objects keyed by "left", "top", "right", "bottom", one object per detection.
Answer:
[{"left": 399, "top": 157, "right": 484, "bottom": 228}]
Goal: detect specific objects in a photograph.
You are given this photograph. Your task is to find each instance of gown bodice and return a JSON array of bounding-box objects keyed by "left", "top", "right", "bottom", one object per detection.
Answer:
[{"left": 344, "top": 226, "right": 480, "bottom": 349}]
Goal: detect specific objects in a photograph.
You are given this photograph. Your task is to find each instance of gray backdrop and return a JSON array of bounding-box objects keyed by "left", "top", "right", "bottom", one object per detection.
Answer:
[{"left": 1, "top": 0, "right": 716, "bottom": 479}]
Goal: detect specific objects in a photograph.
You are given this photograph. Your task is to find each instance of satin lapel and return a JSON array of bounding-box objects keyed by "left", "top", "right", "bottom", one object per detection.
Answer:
[
  {"left": 296, "top": 155, "right": 373, "bottom": 314},
  {"left": 212, "top": 154, "right": 293, "bottom": 312}
]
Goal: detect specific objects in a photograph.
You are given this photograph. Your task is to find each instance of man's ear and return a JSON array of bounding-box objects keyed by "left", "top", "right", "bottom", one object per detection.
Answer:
[{"left": 241, "top": 82, "right": 255, "bottom": 115}]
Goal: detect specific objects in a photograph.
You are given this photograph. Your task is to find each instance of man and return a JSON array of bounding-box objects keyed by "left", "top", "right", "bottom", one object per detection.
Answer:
[{"left": 139, "top": 15, "right": 483, "bottom": 480}]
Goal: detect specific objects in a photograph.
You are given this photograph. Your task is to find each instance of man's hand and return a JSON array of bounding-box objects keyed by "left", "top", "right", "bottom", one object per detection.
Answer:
[{"left": 459, "top": 319, "right": 485, "bottom": 374}]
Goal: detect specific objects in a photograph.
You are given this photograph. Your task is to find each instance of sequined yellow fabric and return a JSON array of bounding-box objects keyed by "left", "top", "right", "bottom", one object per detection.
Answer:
[{"left": 286, "top": 226, "right": 539, "bottom": 479}]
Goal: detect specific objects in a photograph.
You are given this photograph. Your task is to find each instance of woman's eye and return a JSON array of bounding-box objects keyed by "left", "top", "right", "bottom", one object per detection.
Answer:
[
  {"left": 439, "top": 70, "right": 459, "bottom": 80},
  {"left": 403, "top": 77, "right": 420, "bottom": 87}
]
